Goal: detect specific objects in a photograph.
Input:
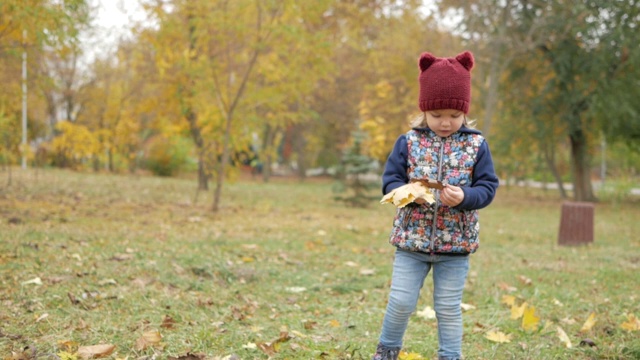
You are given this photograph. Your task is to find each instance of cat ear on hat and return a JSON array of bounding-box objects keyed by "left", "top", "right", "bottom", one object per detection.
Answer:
[
  {"left": 418, "top": 52, "right": 437, "bottom": 72},
  {"left": 455, "top": 51, "right": 474, "bottom": 71}
]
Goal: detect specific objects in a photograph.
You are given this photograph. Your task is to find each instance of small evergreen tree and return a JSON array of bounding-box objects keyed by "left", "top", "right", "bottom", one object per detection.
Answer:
[{"left": 333, "top": 130, "right": 379, "bottom": 207}]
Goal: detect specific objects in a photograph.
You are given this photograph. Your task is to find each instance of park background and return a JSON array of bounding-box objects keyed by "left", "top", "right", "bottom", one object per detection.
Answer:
[{"left": 1, "top": 1, "right": 639, "bottom": 359}]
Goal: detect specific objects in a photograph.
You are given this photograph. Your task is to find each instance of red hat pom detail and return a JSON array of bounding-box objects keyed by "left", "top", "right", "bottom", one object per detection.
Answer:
[
  {"left": 455, "top": 51, "right": 474, "bottom": 71},
  {"left": 418, "top": 52, "right": 437, "bottom": 72}
]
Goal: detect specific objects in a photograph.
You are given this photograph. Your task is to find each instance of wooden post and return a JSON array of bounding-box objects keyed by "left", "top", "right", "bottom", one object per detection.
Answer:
[{"left": 558, "top": 201, "right": 594, "bottom": 246}]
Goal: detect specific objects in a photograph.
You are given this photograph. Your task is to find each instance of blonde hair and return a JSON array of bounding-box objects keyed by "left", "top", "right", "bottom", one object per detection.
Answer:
[{"left": 409, "top": 112, "right": 476, "bottom": 129}]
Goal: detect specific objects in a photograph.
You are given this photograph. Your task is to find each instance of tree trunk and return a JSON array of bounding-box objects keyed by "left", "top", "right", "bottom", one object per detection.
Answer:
[
  {"left": 292, "top": 124, "right": 307, "bottom": 180},
  {"left": 184, "top": 109, "right": 208, "bottom": 191},
  {"left": 213, "top": 114, "right": 233, "bottom": 212},
  {"left": 261, "top": 124, "right": 274, "bottom": 183},
  {"left": 481, "top": 54, "right": 500, "bottom": 137},
  {"left": 543, "top": 144, "right": 568, "bottom": 199},
  {"left": 569, "top": 129, "right": 595, "bottom": 201}
]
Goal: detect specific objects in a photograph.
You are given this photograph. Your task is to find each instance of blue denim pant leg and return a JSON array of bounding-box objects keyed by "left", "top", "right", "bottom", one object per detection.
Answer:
[
  {"left": 433, "top": 254, "right": 469, "bottom": 360},
  {"left": 378, "top": 249, "right": 469, "bottom": 360}
]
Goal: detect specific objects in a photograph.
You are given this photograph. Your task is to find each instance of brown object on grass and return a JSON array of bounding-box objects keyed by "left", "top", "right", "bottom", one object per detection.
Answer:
[{"left": 558, "top": 201, "right": 594, "bottom": 246}]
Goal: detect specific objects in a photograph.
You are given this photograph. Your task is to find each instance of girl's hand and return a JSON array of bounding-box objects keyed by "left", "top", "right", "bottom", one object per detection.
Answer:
[{"left": 440, "top": 185, "right": 464, "bottom": 207}]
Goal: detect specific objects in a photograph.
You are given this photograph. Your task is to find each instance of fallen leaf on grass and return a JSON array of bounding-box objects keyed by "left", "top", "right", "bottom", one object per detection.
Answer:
[
  {"left": 21, "top": 277, "right": 43, "bottom": 286},
  {"left": 285, "top": 287, "right": 307, "bottom": 293},
  {"left": 556, "top": 326, "right": 572, "bottom": 348},
  {"left": 522, "top": 305, "right": 540, "bottom": 332},
  {"left": 77, "top": 344, "right": 115, "bottom": 359},
  {"left": 359, "top": 268, "right": 375, "bottom": 276},
  {"left": 398, "top": 351, "right": 424, "bottom": 359},
  {"left": 510, "top": 302, "right": 527, "bottom": 320},
  {"left": 517, "top": 275, "right": 532, "bottom": 286},
  {"left": 256, "top": 332, "right": 291, "bottom": 356},
  {"left": 460, "top": 303, "right": 476, "bottom": 312},
  {"left": 134, "top": 330, "right": 163, "bottom": 351},
  {"left": 161, "top": 315, "right": 177, "bottom": 329},
  {"left": 57, "top": 351, "right": 78, "bottom": 360},
  {"left": 501, "top": 295, "right": 516, "bottom": 307},
  {"left": 485, "top": 330, "right": 512, "bottom": 343},
  {"left": 497, "top": 282, "right": 517, "bottom": 292},
  {"left": 329, "top": 319, "right": 341, "bottom": 328},
  {"left": 242, "top": 343, "right": 257, "bottom": 350},
  {"left": 620, "top": 314, "right": 640, "bottom": 331},
  {"left": 579, "top": 338, "right": 597, "bottom": 348},
  {"left": 110, "top": 253, "right": 133, "bottom": 261},
  {"left": 580, "top": 312, "right": 597, "bottom": 333},
  {"left": 416, "top": 306, "right": 436, "bottom": 320},
  {"left": 303, "top": 320, "right": 318, "bottom": 330},
  {"left": 167, "top": 353, "right": 206, "bottom": 360}
]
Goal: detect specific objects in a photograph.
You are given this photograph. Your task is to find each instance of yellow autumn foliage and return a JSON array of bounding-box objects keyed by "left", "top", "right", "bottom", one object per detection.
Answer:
[{"left": 51, "top": 121, "right": 100, "bottom": 165}]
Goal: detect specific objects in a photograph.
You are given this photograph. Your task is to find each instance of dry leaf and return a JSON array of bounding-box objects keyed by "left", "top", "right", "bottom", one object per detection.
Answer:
[
  {"left": 359, "top": 268, "right": 375, "bottom": 276},
  {"left": 556, "top": 326, "right": 572, "bottom": 348},
  {"left": 416, "top": 306, "right": 436, "bottom": 320},
  {"left": 77, "top": 344, "right": 115, "bottom": 359},
  {"left": 485, "top": 330, "right": 512, "bottom": 343},
  {"left": 256, "top": 332, "right": 291, "bottom": 356},
  {"left": 501, "top": 295, "right": 516, "bottom": 307},
  {"left": 329, "top": 319, "right": 341, "bottom": 328},
  {"left": 580, "top": 312, "right": 597, "bottom": 333},
  {"left": 517, "top": 275, "right": 532, "bottom": 286},
  {"left": 21, "top": 277, "right": 43, "bottom": 286},
  {"left": 620, "top": 314, "right": 640, "bottom": 332},
  {"left": 511, "top": 302, "right": 527, "bottom": 320},
  {"left": 579, "top": 338, "right": 597, "bottom": 347},
  {"left": 497, "top": 282, "right": 517, "bottom": 292},
  {"left": 398, "top": 351, "right": 424, "bottom": 359},
  {"left": 285, "top": 287, "right": 306, "bottom": 293},
  {"left": 380, "top": 183, "right": 435, "bottom": 208},
  {"left": 522, "top": 305, "right": 540, "bottom": 332},
  {"left": 161, "top": 315, "right": 177, "bottom": 329},
  {"left": 134, "top": 330, "right": 162, "bottom": 351},
  {"left": 167, "top": 353, "right": 206, "bottom": 360},
  {"left": 460, "top": 303, "right": 476, "bottom": 312}
]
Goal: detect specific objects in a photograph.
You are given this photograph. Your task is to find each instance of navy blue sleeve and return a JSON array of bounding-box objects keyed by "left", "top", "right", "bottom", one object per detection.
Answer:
[
  {"left": 382, "top": 135, "right": 409, "bottom": 195},
  {"left": 456, "top": 139, "right": 499, "bottom": 210}
]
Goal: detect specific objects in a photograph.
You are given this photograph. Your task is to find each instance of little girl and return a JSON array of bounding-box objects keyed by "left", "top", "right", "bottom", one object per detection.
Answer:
[{"left": 373, "top": 51, "right": 499, "bottom": 360}]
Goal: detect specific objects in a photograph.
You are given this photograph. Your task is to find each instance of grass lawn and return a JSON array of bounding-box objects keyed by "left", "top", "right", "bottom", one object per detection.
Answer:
[{"left": 1, "top": 168, "right": 639, "bottom": 360}]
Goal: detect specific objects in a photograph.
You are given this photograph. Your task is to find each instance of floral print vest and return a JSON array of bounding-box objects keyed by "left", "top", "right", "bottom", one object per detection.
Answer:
[{"left": 389, "top": 129, "right": 484, "bottom": 254}]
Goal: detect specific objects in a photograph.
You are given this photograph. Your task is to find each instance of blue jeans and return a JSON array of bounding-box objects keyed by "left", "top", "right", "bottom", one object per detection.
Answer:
[{"left": 378, "top": 249, "right": 470, "bottom": 360}]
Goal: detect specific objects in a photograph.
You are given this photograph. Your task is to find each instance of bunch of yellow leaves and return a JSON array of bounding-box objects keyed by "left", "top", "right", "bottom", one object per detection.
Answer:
[{"left": 380, "top": 182, "right": 435, "bottom": 208}]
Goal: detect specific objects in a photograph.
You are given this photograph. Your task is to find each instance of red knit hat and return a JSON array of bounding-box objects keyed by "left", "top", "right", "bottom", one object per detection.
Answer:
[{"left": 418, "top": 51, "right": 474, "bottom": 114}]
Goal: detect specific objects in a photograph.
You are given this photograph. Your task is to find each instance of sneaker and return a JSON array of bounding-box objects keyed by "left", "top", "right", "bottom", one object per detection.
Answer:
[{"left": 372, "top": 343, "right": 400, "bottom": 360}]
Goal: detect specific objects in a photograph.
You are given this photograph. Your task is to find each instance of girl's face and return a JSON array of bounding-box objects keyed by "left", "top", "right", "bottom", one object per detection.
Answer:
[{"left": 425, "top": 109, "right": 465, "bottom": 137}]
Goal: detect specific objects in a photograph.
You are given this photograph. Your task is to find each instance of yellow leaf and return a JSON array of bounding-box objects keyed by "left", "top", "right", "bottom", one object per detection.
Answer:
[
  {"left": 501, "top": 295, "right": 516, "bottom": 307},
  {"left": 580, "top": 312, "right": 597, "bottom": 333},
  {"left": 416, "top": 306, "right": 436, "bottom": 320},
  {"left": 77, "top": 344, "right": 115, "bottom": 359},
  {"left": 522, "top": 305, "right": 540, "bottom": 332},
  {"left": 57, "top": 351, "right": 78, "bottom": 360},
  {"left": 620, "top": 314, "right": 640, "bottom": 332},
  {"left": 134, "top": 330, "right": 163, "bottom": 351},
  {"left": 329, "top": 319, "right": 340, "bottom": 328},
  {"left": 556, "top": 326, "right": 572, "bottom": 348},
  {"left": 380, "top": 182, "right": 435, "bottom": 208},
  {"left": 485, "top": 330, "right": 512, "bottom": 343},
  {"left": 510, "top": 302, "right": 527, "bottom": 320},
  {"left": 399, "top": 351, "right": 424, "bottom": 360}
]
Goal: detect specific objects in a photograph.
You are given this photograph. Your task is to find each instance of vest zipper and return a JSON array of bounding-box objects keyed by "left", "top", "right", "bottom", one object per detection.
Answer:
[{"left": 429, "top": 137, "right": 446, "bottom": 253}]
